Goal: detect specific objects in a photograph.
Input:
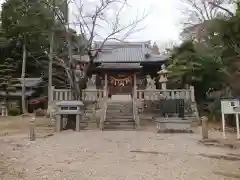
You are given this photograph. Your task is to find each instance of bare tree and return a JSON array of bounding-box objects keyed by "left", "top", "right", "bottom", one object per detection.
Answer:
[
  {"left": 181, "top": 0, "right": 234, "bottom": 26},
  {"left": 157, "top": 40, "right": 178, "bottom": 54},
  {"left": 180, "top": 0, "right": 234, "bottom": 40},
  {"left": 47, "top": 0, "right": 147, "bottom": 100}
]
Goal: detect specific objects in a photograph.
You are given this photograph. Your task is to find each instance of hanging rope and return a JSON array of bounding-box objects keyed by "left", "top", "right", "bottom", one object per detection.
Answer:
[{"left": 109, "top": 76, "right": 132, "bottom": 86}]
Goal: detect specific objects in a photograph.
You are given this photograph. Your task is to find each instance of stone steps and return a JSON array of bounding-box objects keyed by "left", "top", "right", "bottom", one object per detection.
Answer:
[
  {"left": 105, "top": 118, "right": 134, "bottom": 122},
  {"left": 106, "top": 115, "right": 133, "bottom": 119},
  {"left": 104, "top": 101, "right": 135, "bottom": 130},
  {"left": 104, "top": 122, "right": 135, "bottom": 130}
]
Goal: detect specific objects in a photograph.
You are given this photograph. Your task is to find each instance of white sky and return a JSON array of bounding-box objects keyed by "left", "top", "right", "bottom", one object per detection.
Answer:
[
  {"left": 0, "top": 0, "right": 184, "bottom": 46},
  {"left": 69, "top": 0, "right": 183, "bottom": 46},
  {"left": 123, "top": 0, "right": 183, "bottom": 43}
]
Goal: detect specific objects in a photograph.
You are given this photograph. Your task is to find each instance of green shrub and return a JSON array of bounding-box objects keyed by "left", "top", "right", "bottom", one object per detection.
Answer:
[{"left": 8, "top": 106, "right": 21, "bottom": 116}]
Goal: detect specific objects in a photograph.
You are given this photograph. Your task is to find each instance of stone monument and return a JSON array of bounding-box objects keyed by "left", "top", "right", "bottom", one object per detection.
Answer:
[
  {"left": 86, "top": 75, "right": 97, "bottom": 101},
  {"left": 145, "top": 75, "right": 156, "bottom": 100}
]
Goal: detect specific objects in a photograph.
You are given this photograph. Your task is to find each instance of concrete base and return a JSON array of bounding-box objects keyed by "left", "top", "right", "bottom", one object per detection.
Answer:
[{"left": 156, "top": 117, "right": 193, "bottom": 131}]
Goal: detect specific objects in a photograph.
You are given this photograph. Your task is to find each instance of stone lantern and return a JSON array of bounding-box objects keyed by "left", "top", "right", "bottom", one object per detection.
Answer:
[
  {"left": 1, "top": 102, "right": 7, "bottom": 116},
  {"left": 158, "top": 64, "right": 168, "bottom": 90}
]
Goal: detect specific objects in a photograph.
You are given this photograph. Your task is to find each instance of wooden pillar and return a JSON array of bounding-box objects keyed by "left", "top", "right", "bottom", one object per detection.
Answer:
[
  {"left": 133, "top": 73, "right": 137, "bottom": 99},
  {"left": 104, "top": 73, "right": 108, "bottom": 98}
]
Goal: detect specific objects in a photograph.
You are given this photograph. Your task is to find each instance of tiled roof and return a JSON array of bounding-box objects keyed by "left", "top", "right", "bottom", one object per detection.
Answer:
[
  {"left": 15, "top": 78, "right": 42, "bottom": 87},
  {"left": 73, "top": 41, "right": 168, "bottom": 63},
  {"left": 97, "top": 63, "right": 142, "bottom": 69},
  {"left": 0, "top": 90, "right": 35, "bottom": 96}
]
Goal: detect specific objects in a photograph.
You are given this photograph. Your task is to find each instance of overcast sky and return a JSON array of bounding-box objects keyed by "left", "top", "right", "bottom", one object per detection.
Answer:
[
  {"left": 70, "top": 0, "right": 183, "bottom": 46},
  {"left": 0, "top": 0, "right": 183, "bottom": 46},
  {"left": 122, "top": 0, "right": 183, "bottom": 43}
]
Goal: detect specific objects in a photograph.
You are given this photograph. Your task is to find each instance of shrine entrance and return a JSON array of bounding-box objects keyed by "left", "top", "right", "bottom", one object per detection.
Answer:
[
  {"left": 108, "top": 75, "right": 133, "bottom": 95},
  {"left": 96, "top": 62, "right": 142, "bottom": 99}
]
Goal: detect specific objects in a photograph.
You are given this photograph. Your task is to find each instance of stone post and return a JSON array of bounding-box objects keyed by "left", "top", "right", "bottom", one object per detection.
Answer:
[
  {"left": 30, "top": 115, "right": 36, "bottom": 141},
  {"left": 201, "top": 116, "right": 208, "bottom": 140},
  {"left": 190, "top": 86, "right": 195, "bottom": 102},
  {"left": 56, "top": 114, "right": 61, "bottom": 132},
  {"left": 235, "top": 113, "right": 240, "bottom": 140},
  {"left": 76, "top": 114, "right": 80, "bottom": 132}
]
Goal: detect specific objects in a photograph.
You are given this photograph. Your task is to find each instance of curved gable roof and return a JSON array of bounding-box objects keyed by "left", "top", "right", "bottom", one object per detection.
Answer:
[{"left": 73, "top": 41, "right": 168, "bottom": 63}]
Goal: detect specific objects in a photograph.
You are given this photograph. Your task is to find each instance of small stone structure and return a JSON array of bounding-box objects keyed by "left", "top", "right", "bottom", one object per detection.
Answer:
[
  {"left": 55, "top": 101, "right": 84, "bottom": 132},
  {"left": 1, "top": 102, "right": 7, "bottom": 116}
]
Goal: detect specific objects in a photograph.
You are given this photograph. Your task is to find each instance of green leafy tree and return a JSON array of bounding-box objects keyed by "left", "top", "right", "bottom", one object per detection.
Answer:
[
  {"left": 168, "top": 41, "right": 229, "bottom": 103},
  {"left": 0, "top": 58, "right": 19, "bottom": 108},
  {"left": 1, "top": 0, "right": 53, "bottom": 113}
]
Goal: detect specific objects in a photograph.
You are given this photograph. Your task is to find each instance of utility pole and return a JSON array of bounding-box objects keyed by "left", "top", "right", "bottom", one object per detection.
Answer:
[
  {"left": 21, "top": 37, "right": 27, "bottom": 114},
  {"left": 48, "top": 0, "right": 55, "bottom": 103}
]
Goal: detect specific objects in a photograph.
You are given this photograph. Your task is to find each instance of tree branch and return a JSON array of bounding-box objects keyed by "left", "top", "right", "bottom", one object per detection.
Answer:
[{"left": 208, "top": 1, "right": 234, "bottom": 17}]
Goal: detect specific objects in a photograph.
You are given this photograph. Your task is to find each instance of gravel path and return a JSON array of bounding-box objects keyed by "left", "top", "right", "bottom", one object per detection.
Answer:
[{"left": 1, "top": 130, "right": 240, "bottom": 180}]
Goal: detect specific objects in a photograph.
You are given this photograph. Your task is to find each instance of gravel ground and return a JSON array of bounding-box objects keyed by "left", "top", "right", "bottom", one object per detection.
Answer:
[{"left": 1, "top": 130, "right": 240, "bottom": 180}]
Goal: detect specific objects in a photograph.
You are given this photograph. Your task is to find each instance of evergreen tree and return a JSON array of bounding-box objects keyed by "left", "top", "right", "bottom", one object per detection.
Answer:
[{"left": 0, "top": 58, "right": 19, "bottom": 107}]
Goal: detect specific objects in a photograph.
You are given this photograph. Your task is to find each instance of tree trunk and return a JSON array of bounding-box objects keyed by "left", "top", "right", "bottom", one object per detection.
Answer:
[
  {"left": 48, "top": 31, "right": 54, "bottom": 103},
  {"left": 48, "top": 0, "right": 55, "bottom": 103},
  {"left": 21, "top": 40, "right": 27, "bottom": 114}
]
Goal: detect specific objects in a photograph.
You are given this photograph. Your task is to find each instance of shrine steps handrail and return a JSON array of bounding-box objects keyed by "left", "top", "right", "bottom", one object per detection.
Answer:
[
  {"left": 53, "top": 89, "right": 104, "bottom": 92},
  {"left": 136, "top": 89, "right": 191, "bottom": 92}
]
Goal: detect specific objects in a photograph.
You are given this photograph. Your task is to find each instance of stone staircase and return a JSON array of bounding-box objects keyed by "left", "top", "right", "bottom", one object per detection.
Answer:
[
  {"left": 80, "top": 112, "right": 99, "bottom": 130},
  {"left": 104, "top": 101, "right": 136, "bottom": 130}
]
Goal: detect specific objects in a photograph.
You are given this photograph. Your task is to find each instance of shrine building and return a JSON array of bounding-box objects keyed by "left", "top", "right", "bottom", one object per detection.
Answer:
[
  {"left": 73, "top": 41, "right": 168, "bottom": 96},
  {"left": 52, "top": 41, "right": 197, "bottom": 131}
]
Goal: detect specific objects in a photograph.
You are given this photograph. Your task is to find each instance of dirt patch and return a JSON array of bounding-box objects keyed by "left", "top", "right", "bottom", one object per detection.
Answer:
[
  {"left": 213, "top": 171, "right": 240, "bottom": 179},
  {"left": 198, "top": 153, "right": 240, "bottom": 161},
  {"left": 0, "top": 116, "right": 53, "bottom": 137},
  {"left": 0, "top": 149, "right": 26, "bottom": 179},
  {"left": 198, "top": 139, "right": 238, "bottom": 149},
  {"left": 130, "top": 150, "right": 170, "bottom": 155}
]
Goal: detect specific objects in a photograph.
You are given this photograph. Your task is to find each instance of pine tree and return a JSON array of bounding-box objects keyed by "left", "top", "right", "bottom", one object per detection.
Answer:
[{"left": 0, "top": 58, "right": 19, "bottom": 107}]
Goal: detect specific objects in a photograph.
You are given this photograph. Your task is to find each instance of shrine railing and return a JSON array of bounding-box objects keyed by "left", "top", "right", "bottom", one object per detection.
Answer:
[
  {"left": 136, "top": 87, "right": 195, "bottom": 102},
  {"left": 135, "top": 87, "right": 199, "bottom": 120},
  {"left": 51, "top": 87, "right": 104, "bottom": 102}
]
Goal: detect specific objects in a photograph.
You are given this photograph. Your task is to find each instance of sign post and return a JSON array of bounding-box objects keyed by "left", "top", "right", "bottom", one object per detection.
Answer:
[{"left": 221, "top": 99, "right": 240, "bottom": 139}]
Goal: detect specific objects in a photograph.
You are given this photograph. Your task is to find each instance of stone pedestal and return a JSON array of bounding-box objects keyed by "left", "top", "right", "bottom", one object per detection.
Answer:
[
  {"left": 156, "top": 117, "right": 193, "bottom": 133},
  {"left": 145, "top": 75, "right": 156, "bottom": 100},
  {"left": 86, "top": 75, "right": 97, "bottom": 101}
]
